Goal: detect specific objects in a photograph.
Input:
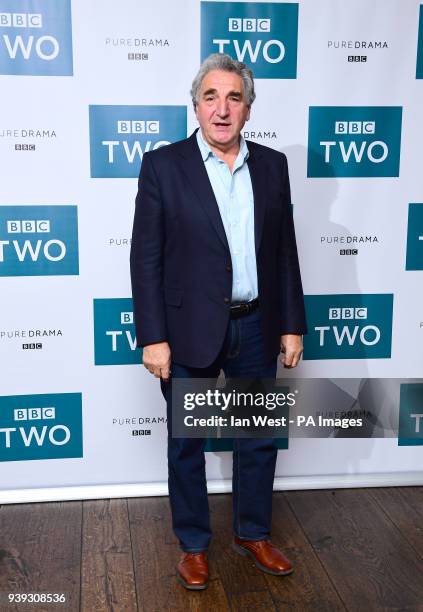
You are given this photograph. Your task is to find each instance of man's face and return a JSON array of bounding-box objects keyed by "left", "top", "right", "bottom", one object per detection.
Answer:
[{"left": 195, "top": 69, "right": 251, "bottom": 151}]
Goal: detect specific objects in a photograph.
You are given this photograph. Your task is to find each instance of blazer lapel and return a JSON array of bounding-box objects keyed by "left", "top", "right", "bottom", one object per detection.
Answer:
[
  {"left": 177, "top": 132, "right": 230, "bottom": 252},
  {"left": 247, "top": 143, "right": 267, "bottom": 256}
]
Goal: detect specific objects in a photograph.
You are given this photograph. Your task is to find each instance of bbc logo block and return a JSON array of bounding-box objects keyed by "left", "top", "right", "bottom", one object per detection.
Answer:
[
  {"left": 398, "top": 383, "right": 423, "bottom": 446},
  {"left": 0, "top": 0, "right": 73, "bottom": 76},
  {"left": 307, "top": 107, "right": 402, "bottom": 177},
  {"left": 0, "top": 205, "right": 79, "bottom": 277},
  {"left": 201, "top": 2, "right": 298, "bottom": 79},
  {"left": 303, "top": 294, "right": 394, "bottom": 360},
  {"left": 89, "top": 105, "right": 187, "bottom": 178},
  {"left": 406, "top": 203, "right": 423, "bottom": 270},
  {"left": 0, "top": 393, "right": 83, "bottom": 462},
  {"left": 93, "top": 298, "right": 142, "bottom": 365}
]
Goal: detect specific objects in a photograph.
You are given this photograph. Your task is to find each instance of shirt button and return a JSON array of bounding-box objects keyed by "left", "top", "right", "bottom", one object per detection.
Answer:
[
  {"left": 224, "top": 297, "right": 230, "bottom": 304},
  {"left": 226, "top": 265, "right": 232, "bottom": 272}
]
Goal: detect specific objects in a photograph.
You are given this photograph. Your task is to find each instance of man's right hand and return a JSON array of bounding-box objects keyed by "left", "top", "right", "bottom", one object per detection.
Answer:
[{"left": 142, "top": 342, "right": 171, "bottom": 381}]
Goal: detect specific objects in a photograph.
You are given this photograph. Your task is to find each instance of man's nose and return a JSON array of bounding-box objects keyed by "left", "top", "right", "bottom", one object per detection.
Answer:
[{"left": 215, "top": 99, "right": 229, "bottom": 117}]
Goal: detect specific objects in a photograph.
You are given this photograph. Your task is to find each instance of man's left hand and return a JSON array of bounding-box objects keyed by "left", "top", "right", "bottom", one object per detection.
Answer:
[{"left": 280, "top": 334, "right": 303, "bottom": 368}]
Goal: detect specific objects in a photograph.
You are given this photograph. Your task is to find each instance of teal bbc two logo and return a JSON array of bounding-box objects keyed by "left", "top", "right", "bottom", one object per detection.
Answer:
[
  {"left": 0, "top": 393, "right": 83, "bottom": 462},
  {"left": 398, "top": 383, "right": 423, "bottom": 446},
  {"left": 406, "top": 203, "right": 423, "bottom": 270},
  {"left": 307, "top": 107, "right": 402, "bottom": 177},
  {"left": 94, "top": 298, "right": 142, "bottom": 365},
  {"left": 0, "top": 205, "right": 79, "bottom": 277},
  {"left": 417, "top": 5, "right": 423, "bottom": 79},
  {"left": 303, "top": 294, "right": 394, "bottom": 360},
  {"left": 89, "top": 105, "right": 187, "bottom": 178},
  {"left": 201, "top": 2, "right": 298, "bottom": 79},
  {"left": 0, "top": 0, "right": 73, "bottom": 76}
]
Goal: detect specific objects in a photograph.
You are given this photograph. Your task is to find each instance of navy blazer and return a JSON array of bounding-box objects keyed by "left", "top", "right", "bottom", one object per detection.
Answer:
[{"left": 130, "top": 130, "right": 307, "bottom": 368}]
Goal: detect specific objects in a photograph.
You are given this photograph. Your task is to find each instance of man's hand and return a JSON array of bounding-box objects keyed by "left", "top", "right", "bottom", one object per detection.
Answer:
[
  {"left": 280, "top": 334, "right": 303, "bottom": 368},
  {"left": 143, "top": 342, "right": 171, "bottom": 381}
]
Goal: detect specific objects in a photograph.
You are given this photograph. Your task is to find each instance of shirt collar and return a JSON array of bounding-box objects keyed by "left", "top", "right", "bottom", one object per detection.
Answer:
[{"left": 196, "top": 128, "right": 249, "bottom": 165}]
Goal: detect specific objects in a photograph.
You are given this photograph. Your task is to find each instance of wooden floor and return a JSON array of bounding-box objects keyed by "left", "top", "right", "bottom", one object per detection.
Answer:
[{"left": 1, "top": 487, "right": 423, "bottom": 611}]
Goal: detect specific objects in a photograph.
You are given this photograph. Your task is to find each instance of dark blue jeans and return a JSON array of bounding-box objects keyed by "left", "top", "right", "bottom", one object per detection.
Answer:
[{"left": 160, "top": 308, "right": 278, "bottom": 552}]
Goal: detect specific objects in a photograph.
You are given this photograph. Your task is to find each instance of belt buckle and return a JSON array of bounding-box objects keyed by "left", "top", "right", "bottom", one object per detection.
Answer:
[
  {"left": 230, "top": 299, "right": 259, "bottom": 318},
  {"left": 231, "top": 302, "right": 249, "bottom": 318},
  {"left": 230, "top": 304, "right": 240, "bottom": 318}
]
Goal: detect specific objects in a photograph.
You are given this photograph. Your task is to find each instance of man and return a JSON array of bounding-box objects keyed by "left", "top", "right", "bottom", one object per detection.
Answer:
[{"left": 130, "top": 53, "right": 307, "bottom": 590}]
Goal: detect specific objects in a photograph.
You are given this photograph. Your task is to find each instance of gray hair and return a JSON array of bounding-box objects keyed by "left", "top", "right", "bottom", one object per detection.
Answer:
[{"left": 190, "top": 53, "right": 256, "bottom": 109}]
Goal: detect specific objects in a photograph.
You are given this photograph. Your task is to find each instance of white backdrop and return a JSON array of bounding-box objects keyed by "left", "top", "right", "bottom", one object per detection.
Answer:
[{"left": 1, "top": 0, "right": 423, "bottom": 503}]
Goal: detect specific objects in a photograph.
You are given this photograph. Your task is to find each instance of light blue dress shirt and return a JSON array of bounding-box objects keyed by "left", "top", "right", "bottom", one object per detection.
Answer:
[{"left": 196, "top": 129, "right": 258, "bottom": 303}]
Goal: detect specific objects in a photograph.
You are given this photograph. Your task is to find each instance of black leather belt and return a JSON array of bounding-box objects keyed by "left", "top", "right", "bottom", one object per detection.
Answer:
[{"left": 230, "top": 298, "right": 259, "bottom": 319}]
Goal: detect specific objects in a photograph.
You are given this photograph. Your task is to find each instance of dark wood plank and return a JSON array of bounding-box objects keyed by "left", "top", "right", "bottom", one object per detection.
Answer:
[
  {"left": 231, "top": 590, "right": 277, "bottom": 611},
  {"left": 286, "top": 488, "right": 423, "bottom": 611},
  {"left": 370, "top": 486, "right": 423, "bottom": 558},
  {"left": 0, "top": 501, "right": 81, "bottom": 612},
  {"left": 266, "top": 492, "right": 346, "bottom": 611},
  {"left": 3, "top": 487, "right": 423, "bottom": 611},
  {"left": 80, "top": 498, "right": 137, "bottom": 612},
  {"left": 128, "top": 496, "right": 230, "bottom": 611}
]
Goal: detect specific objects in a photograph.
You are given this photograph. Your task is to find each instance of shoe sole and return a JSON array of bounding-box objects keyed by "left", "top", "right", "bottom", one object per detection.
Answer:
[
  {"left": 176, "top": 571, "right": 209, "bottom": 590},
  {"left": 232, "top": 542, "right": 294, "bottom": 576}
]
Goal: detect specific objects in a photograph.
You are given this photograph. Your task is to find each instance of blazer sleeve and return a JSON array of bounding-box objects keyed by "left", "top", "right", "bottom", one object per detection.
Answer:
[
  {"left": 280, "top": 154, "right": 308, "bottom": 335},
  {"left": 130, "top": 153, "right": 168, "bottom": 348}
]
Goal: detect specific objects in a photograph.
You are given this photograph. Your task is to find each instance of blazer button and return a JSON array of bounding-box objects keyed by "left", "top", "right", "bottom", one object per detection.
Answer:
[
  {"left": 226, "top": 265, "right": 232, "bottom": 272},
  {"left": 224, "top": 297, "right": 230, "bottom": 304}
]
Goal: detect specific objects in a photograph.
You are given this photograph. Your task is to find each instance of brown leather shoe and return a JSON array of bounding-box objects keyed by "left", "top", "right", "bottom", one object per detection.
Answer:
[
  {"left": 233, "top": 536, "right": 293, "bottom": 576},
  {"left": 176, "top": 552, "right": 209, "bottom": 590}
]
